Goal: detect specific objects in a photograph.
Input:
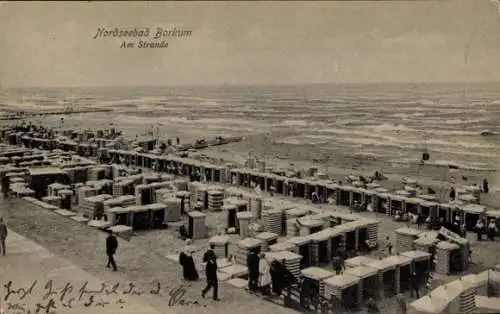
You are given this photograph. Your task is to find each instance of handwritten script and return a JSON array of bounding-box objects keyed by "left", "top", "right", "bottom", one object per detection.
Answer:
[{"left": 3, "top": 280, "right": 203, "bottom": 313}]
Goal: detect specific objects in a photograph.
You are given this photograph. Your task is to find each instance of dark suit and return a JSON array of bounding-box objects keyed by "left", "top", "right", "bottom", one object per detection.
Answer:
[
  {"left": 247, "top": 252, "right": 260, "bottom": 290},
  {"left": 106, "top": 234, "right": 118, "bottom": 271},
  {"left": 202, "top": 249, "right": 218, "bottom": 300},
  {"left": 1, "top": 176, "right": 9, "bottom": 199}
]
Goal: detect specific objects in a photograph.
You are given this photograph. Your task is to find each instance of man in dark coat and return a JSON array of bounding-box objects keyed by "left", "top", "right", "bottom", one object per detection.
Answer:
[
  {"left": 247, "top": 248, "right": 260, "bottom": 291},
  {"left": 202, "top": 244, "right": 219, "bottom": 300},
  {"left": 106, "top": 229, "right": 118, "bottom": 271},
  {"left": 1, "top": 175, "right": 10, "bottom": 199},
  {"left": 270, "top": 259, "right": 283, "bottom": 296}
]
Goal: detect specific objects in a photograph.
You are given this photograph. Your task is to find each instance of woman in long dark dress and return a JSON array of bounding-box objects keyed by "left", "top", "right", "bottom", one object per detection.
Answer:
[{"left": 179, "top": 240, "right": 199, "bottom": 281}]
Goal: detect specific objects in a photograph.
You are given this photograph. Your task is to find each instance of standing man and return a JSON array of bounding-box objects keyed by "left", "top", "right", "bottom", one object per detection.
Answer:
[
  {"left": 202, "top": 244, "right": 219, "bottom": 301},
  {"left": 106, "top": 229, "right": 118, "bottom": 271},
  {"left": 0, "top": 218, "right": 7, "bottom": 256},
  {"left": 1, "top": 175, "right": 10, "bottom": 200},
  {"left": 247, "top": 248, "right": 260, "bottom": 291}
]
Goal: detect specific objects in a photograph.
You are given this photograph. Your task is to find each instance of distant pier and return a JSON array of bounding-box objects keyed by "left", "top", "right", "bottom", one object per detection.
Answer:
[{"left": 0, "top": 108, "right": 114, "bottom": 120}]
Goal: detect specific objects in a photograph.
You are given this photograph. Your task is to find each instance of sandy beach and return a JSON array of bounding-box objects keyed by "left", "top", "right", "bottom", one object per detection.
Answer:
[
  {"left": 0, "top": 199, "right": 299, "bottom": 314},
  {"left": 1, "top": 185, "right": 499, "bottom": 314}
]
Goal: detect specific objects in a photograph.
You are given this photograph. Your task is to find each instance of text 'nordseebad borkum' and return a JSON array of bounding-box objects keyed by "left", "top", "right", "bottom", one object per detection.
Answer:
[{"left": 92, "top": 27, "right": 193, "bottom": 40}]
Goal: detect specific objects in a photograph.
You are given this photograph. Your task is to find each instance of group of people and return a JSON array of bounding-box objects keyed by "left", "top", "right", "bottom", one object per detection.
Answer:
[
  {"left": 405, "top": 210, "right": 499, "bottom": 243},
  {"left": 177, "top": 242, "right": 299, "bottom": 302},
  {"left": 177, "top": 242, "right": 219, "bottom": 300},
  {"left": 474, "top": 218, "right": 498, "bottom": 241},
  {"left": 448, "top": 215, "right": 499, "bottom": 242},
  {"left": 246, "top": 248, "right": 297, "bottom": 297}
]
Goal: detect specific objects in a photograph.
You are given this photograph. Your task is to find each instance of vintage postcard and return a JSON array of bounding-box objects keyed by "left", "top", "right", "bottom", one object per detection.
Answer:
[{"left": 1, "top": 1, "right": 500, "bottom": 314}]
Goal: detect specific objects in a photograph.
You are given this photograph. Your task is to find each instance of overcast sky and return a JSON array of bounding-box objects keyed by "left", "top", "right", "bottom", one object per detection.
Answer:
[{"left": 1, "top": 1, "right": 499, "bottom": 87}]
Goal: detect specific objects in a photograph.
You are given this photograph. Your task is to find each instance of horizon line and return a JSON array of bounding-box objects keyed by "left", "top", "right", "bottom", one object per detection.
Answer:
[{"left": 2, "top": 80, "right": 500, "bottom": 89}]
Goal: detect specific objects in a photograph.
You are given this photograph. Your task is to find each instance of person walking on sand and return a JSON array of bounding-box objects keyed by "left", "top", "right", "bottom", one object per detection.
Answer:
[
  {"left": 202, "top": 244, "right": 219, "bottom": 300},
  {"left": 0, "top": 218, "right": 7, "bottom": 256},
  {"left": 106, "top": 229, "right": 118, "bottom": 271}
]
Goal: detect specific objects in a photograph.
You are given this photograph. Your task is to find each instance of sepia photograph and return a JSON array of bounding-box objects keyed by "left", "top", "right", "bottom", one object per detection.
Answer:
[{"left": 1, "top": 1, "right": 500, "bottom": 313}]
